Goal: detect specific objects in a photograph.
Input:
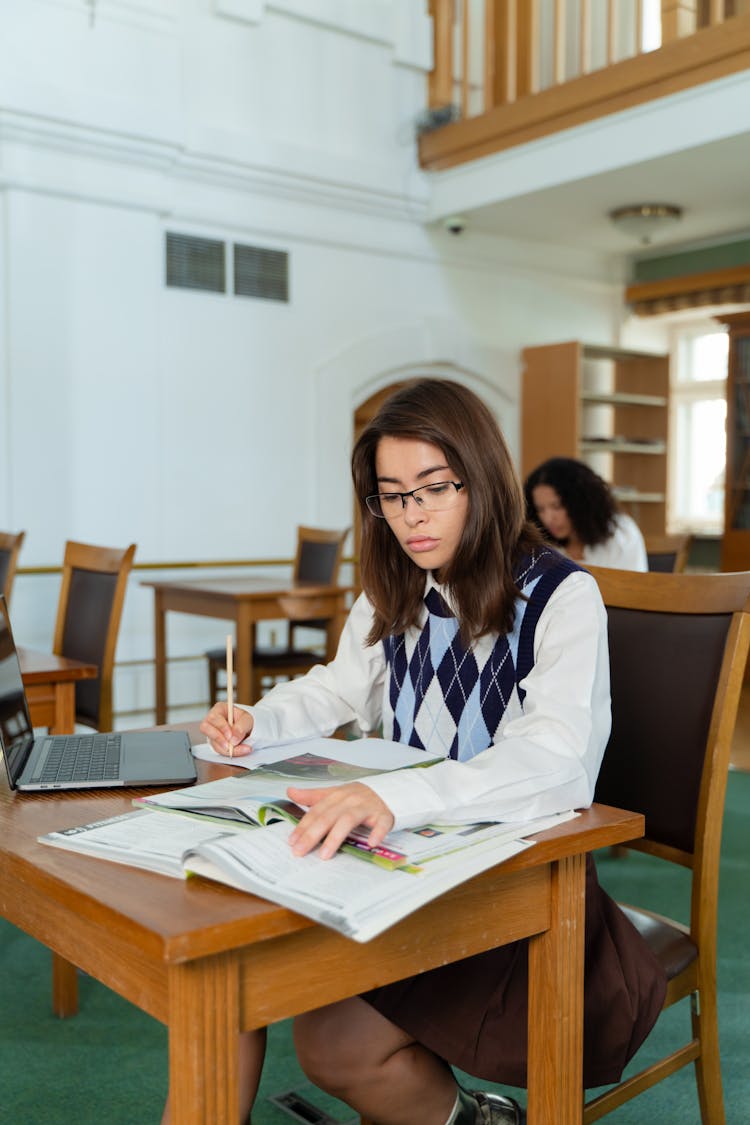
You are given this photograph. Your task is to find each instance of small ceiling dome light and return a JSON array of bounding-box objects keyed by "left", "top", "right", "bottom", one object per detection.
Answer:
[{"left": 608, "top": 203, "right": 683, "bottom": 245}]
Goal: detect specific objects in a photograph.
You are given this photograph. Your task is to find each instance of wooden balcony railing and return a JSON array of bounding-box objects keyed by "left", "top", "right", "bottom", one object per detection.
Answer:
[{"left": 420, "top": 0, "right": 750, "bottom": 169}]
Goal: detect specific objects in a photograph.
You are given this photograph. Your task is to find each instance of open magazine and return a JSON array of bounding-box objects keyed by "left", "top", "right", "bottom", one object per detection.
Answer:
[
  {"left": 134, "top": 752, "right": 535, "bottom": 870},
  {"left": 38, "top": 806, "right": 576, "bottom": 942}
]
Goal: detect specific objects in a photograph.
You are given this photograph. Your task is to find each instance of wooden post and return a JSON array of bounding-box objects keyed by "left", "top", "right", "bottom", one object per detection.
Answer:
[
  {"left": 661, "top": 0, "right": 699, "bottom": 40},
  {"left": 607, "top": 0, "right": 617, "bottom": 64},
  {"left": 516, "top": 0, "right": 540, "bottom": 97},
  {"left": 489, "top": 0, "right": 518, "bottom": 106},
  {"left": 428, "top": 0, "right": 454, "bottom": 108},
  {"left": 461, "top": 0, "right": 470, "bottom": 118},
  {"left": 553, "top": 0, "right": 567, "bottom": 84},
  {"left": 580, "top": 0, "right": 592, "bottom": 73}
]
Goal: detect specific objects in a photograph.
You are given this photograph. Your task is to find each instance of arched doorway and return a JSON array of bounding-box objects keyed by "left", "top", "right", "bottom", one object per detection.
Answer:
[{"left": 312, "top": 321, "right": 519, "bottom": 587}]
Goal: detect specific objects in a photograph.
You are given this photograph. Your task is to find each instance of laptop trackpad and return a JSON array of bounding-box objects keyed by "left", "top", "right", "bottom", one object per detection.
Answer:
[{"left": 120, "top": 733, "right": 196, "bottom": 784}]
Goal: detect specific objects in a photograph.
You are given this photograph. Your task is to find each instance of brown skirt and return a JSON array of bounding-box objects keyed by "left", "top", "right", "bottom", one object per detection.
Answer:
[{"left": 362, "top": 855, "right": 667, "bottom": 1089}]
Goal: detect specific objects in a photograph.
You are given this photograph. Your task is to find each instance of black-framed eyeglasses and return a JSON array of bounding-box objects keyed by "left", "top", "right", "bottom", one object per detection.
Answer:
[{"left": 365, "top": 481, "right": 465, "bottom": 519}]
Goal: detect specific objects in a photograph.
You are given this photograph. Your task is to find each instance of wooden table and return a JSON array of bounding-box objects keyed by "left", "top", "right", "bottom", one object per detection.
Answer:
[
  {"left": 19, "top": 647, "right": 98, "bottom": 734},
  {"left": 142, "top": 577, "right": 353, "bottom": 723},
  {"left": 0, "top": 743, "right": 644, "bottom": 1125}
]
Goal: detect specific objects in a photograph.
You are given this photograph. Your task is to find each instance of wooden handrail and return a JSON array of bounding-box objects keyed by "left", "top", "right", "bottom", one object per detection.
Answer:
[{"left": 421, "top": 2, "right": 750, "bottom": 169}]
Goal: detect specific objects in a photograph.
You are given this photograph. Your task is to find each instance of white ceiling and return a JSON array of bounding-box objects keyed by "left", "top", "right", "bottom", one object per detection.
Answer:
[{"left": 455, "top": 132, "right": 750, "bottom": 256}]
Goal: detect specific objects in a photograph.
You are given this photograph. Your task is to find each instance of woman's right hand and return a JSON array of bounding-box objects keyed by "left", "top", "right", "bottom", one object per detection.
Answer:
[{"left": 199, "top": 703, "right": 255, "bottom": 758}]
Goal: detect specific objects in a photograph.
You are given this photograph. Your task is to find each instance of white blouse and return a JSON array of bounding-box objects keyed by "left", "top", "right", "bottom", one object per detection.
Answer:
[
  {"left": 242, "top": 569, "right": 611, "bottom": 830},
  {"left": 581, "top": 513, "right": 648, "bottom": 571}
]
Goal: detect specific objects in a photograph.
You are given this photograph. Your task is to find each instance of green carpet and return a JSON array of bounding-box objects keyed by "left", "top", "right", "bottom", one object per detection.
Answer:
[{"left": 2, "top": 771, "right": 748, "bottom": 1123}]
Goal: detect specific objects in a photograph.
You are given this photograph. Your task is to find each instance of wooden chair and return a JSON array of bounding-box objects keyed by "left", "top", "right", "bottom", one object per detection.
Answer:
[
  {"left": 0, "top": 530, "right": 26, "bottom": 604},
  {"left": 582, "top": 566, "right": 750, "bottom": 1124},
  {"left": 644, "top": 533, "right": 692, "bottom": 573},
  {"left": 49, "top": 539, "right": 136, "bottom": 1019},
  {"left": 52, "top": 540, "right": 136, "bottom": 733},
  {"left": 206, "top": 525, "right": 349, "bottom": 704}
]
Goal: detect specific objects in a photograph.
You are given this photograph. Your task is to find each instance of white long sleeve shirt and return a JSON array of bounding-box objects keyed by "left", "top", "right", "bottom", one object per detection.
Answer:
[
  {"left": 243, "top": 569, "right": 611, "bottom": 830},
  {"left": 582, "top": 513, "right": 648, "bottom": 571}
]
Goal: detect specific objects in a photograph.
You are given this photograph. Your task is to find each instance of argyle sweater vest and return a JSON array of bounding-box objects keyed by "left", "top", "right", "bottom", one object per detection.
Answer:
[{"left": 382, "top": 548, "right": 581, "bottom": 762}]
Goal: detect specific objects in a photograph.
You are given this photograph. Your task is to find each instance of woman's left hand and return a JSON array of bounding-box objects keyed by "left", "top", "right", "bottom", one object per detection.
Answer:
[{"left": 286, "top": 782, "right": 395, "bottom": 860}]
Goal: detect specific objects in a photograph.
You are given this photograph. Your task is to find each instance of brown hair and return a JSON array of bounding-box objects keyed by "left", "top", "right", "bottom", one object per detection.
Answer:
[{"left": 351, "top": 378, "right": 543, "bottom": 644}]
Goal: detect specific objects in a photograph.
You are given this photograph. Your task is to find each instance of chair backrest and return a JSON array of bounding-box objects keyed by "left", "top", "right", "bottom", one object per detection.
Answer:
[
  {"left": 587, "top": 566, "right": 750, "bottom": 956},
  {"left": 0, "top": 531, "right": 26, "bottom": 605},
  {"left": 644, "top": 533, "right": 692, "bottom": 573},
  {"left": 52, "top": 540, "right": 136, "bottom": 732},
  {"left": 294, "top": 525, "right": 348, "bottom": 586}
]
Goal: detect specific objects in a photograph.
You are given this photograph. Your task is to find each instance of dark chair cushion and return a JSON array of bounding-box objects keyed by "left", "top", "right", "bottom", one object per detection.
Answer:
[
  {"left": 594, "top": 607, "right": 729, "bottom": 854},
  {"left": 62, "top": 568, "right": 119, "bottom": 728},
  {"left": 619, "top": 904, "right": 698, "bottom": 981},
  {"left": 647, "top": 553, "right": 677, "bottom": 572}
]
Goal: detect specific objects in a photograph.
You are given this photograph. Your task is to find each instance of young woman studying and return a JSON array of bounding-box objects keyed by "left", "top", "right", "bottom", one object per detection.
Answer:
[
  {"left": 192, "top": 380, "right": 665, "bottom": 1125},
  {"left": 524, "top": 456, "right": 648, "bottom": 571}
]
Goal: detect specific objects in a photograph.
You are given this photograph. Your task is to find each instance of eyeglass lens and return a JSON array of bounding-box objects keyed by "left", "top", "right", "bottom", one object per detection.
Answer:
[{"left": 366, "top": 481, "right": 463, "bottom": 518}]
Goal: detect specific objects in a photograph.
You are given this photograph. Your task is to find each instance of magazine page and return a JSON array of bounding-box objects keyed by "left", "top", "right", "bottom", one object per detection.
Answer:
[
  {"left": 135, "top": 775, "right": 306, "bottom": 827},
  {"left": 138, "top": 771, "right": 576, "bottom": 869},
  {"left": 38, "top": 809, "right": 246, "bottom": 878},
  {"left": 346, "top": 808, "right": 577, "bottom": 865},
  {"left": 191, "top": 736, "right": 442, "bottom": 774},
  {"left": 182, "top": 819, "right": 535, "bottom": 942}
]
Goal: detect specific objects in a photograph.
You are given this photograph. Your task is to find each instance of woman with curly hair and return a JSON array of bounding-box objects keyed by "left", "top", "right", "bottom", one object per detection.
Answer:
[{"left": 524, "top": 457, "right": 647, "bottom": 571}]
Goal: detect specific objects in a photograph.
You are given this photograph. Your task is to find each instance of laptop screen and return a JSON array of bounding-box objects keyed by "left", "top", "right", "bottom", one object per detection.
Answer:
[{"left": 0, "top": 595, "right": 35, "bottom": 788}]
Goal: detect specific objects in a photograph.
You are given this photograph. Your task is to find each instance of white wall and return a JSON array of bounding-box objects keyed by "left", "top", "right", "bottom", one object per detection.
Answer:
[{"left": 0, "top": 0, "right": 635, "bottom": 721}]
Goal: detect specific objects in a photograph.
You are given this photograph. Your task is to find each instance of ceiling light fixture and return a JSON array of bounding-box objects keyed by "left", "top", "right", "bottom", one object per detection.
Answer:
[{"left": 608, "top": 203, "right": 684, "bottom": 245}]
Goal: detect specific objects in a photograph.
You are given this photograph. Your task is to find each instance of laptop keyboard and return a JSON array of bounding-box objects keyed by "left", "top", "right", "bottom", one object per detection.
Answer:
[{"left": 40, "top": 734, "right": 122, "bottom": 784}]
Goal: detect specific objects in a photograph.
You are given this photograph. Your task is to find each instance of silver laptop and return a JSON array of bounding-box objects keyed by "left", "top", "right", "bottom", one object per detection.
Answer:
[{"left": 0, "top": 594, "right": 197, "bottom": 791}]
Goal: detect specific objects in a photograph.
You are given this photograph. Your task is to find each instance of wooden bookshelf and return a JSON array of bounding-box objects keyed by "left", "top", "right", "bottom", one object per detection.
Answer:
[{"left": 521, "top": 341, "right": 670, "bottom": 536}]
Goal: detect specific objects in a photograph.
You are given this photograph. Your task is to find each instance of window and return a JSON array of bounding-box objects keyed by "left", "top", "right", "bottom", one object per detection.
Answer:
[{"left": 669, "top": 322, "right": 728, "bottom": 533}]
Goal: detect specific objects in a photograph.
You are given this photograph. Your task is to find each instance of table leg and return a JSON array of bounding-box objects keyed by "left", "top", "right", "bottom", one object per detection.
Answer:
[
  {"left": 50, "top": 680, "right": 80, "bottom": 1016},
  {"left": 52, "top": 953, "right": 79, "bottom": 1018},
  {"left": 154, "top": 591, "right": 167, "bottom": 725},
  {"left": 49, "top": 683, "right": 76, "bottom": 734},
  {"left": 235, "top": 606, "right": 253, "bottom": 705},
  {"left": 526, "top": 853, "right": 585, "bottom": 1125},
  {"left": 168, "top": 953, "right": 240, "bottom": 1124}
]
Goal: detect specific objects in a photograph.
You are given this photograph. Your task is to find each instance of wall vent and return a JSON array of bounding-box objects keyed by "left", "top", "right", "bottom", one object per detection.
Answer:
[
  {"left": 166, "top": 233, "right": 226, "bottom": 293},
  {"left": 233, "top": 243, "right": 289, "bottom": 302}
]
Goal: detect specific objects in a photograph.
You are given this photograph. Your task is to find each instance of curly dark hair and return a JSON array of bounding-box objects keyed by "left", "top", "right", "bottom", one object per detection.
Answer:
[
  {"left": 523, "top": 457, "right": 618, "bottom": 548},
  {"left": 352, "top": 378, "right": 543, "bottom": 644}
]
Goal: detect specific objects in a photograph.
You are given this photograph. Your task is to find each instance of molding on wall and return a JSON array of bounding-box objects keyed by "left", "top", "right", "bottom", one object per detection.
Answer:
[
  {"left": 217, "top": 0, "right": 389, "bottom": 40},
  {"left": 214, "top": 0, "right": 264, "bottom": 25},
  {"left": 0, "top": 109, "right": 180, "bottom": 171},
  {"left": 213, "top": 0, "right": 432, "bottom": 70},
  {"left": 0, "top": 106, "right": 429, "bottom": 224},
  {"left": 49, "top": 0, "right": 178, "bottom": 32},
  {"left": 392, "top": 0, "right": 433, "bottom": 71}
]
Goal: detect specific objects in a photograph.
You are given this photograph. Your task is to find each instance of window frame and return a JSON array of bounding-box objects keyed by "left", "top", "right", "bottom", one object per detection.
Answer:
[{"left": 667, "top": 318, "right": 728, "bottom": 535}]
